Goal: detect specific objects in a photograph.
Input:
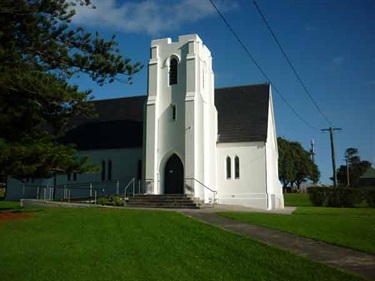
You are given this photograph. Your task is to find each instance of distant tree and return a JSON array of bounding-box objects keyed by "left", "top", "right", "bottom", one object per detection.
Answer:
[
  {"left": 309, "top": 163, "right": 320, "bottom": 184},
  {"left": 278, "top": 137, "right": 295, "bottom": 189},
  {"left": 337, "top": 148, "right": 371, "bottom": 186},
  {"left": 278, "top": 137, "right": 320, "bottom": 192},
  {"left": 0, "top": 0, "right": 143, "bottom": 180}
]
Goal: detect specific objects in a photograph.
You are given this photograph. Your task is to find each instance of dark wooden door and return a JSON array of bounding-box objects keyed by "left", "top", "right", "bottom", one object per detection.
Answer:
[{"left": 164, "top": 154, "right": 184, "bottom": 194}]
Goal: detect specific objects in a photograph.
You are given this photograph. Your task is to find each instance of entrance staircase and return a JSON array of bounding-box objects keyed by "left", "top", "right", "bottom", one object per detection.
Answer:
[{"left": 125, "top": 194, "right": 202, "bottom": 209}]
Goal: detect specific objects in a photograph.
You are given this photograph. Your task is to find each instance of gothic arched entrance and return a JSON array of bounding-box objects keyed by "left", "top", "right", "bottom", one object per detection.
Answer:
[{"left": 164, "top": 154, "right": 184, "bottom": 194}]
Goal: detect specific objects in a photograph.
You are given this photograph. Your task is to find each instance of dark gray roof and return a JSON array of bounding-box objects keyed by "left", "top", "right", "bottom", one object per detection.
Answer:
[
  {"left": 62, "top": 84, "right": 270, "bottom": 149},
  {"left": 62, "top": 96, "right": 146, "bottom": 150},
  {"left": 215, "top": 84, "right": 270, "bottom": 143}
]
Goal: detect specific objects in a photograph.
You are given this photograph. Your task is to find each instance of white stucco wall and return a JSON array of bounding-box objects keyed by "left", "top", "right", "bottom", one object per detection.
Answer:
[
  {"left": 144, "top": 34, "right": 217, "bottom": 200},
  {"left": 217, "top": 142, "right": 268, "bottom": 209},
  {"left": 265, "top": 89, "right": 284, "bottom": 209},
  {"left": 5, "top": 148, "right": 142, "bottom": 201}
]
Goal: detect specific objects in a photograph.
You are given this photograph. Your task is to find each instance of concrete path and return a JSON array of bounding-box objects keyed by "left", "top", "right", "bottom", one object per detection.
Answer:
[{"left": 181, "top": 211, "right": 375, "bottom": 281}]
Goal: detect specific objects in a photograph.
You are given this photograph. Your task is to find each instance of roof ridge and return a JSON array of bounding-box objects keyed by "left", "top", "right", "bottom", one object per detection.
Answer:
[
  {"left": 90, "top": 83, "right": 271, "bottom": 103},
  {"left": 215, "top": 83, "right": 270, "bottom": 91},
  {"left": 92, "top": 95, "right": 147, "bottom": 103}
]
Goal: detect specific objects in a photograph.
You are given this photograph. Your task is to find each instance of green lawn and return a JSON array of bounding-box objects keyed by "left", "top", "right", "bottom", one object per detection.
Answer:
[
  {"left": 284, "top": 193, "right": 312, "bottom": 206},
  {"left": 0, "top": 202, "right": 364, "bottom": 281},
  {"left": 219, "top": 206, "right": 375, "bottom": 254}
]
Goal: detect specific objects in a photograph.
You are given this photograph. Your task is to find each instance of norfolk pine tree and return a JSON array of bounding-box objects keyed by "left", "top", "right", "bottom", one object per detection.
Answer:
[
  {"left": 336, "top": 148, "right": 371, "bottom": 186},
  {"left": 0, "top": 0, "right": 143, "bottom": 180}
]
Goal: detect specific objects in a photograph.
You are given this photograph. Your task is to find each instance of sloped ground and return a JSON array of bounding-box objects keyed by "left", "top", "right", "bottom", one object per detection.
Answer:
[{"left": 0, "top": 202, "right": 364, "bottom": 281}]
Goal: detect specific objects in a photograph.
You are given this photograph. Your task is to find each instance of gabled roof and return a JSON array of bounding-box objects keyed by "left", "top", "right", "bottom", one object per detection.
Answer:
[
  {"left": 215, "top": 84, "right": 270, "bottom": 143},
  {"left": 62, "top": 96, "right": 146, "bottom": 150},
  {"left": 62, "top": 84, "right": 271, "bottom": 150}
]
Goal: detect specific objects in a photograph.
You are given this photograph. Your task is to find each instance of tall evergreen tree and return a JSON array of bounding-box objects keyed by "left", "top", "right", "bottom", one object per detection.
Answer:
[
  {"left": 337, "top": 148, "right": 371, "bottom": 186},
  {"left": 278, "top": 137, "right": 320, "bottom": 192},
  {"left": 0, "top": 0, "right": 143, "bottom": 180}
]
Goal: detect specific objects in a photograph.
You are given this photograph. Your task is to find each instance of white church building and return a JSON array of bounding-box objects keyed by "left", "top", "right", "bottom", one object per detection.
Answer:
[{"left": 6, "top": 34, "right": 284, "bottom": 210}]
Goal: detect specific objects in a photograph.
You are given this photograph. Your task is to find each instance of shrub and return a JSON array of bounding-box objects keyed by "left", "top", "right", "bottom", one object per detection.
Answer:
[
  {"left": 307, "top": 187, "right": 364, "bottom": 207},
  {"left": 326, "top": 188, "right": 364, "bottom": 207},
  {"left": 97, "top": 196, "right": 124, "bottom": 206},
  {"left": 363, "top": 189, "right": 375, "bottom": 208},
  {"left": 307, "top": 187, "right": 328, "bottom": 206}
]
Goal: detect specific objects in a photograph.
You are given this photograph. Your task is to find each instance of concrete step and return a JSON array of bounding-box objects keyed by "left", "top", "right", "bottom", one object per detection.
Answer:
[
  {"left": 125, "top": 203, "right": 200, "bottom": 209},
  {"left": 126, "top": 194, "right": 201, "bottom": 209},
  {"left": 127, "top": 198, "right": 195, "bottom": 202},
  {"left": 131, "top": 194, "right": 190, "bottom": 198}
]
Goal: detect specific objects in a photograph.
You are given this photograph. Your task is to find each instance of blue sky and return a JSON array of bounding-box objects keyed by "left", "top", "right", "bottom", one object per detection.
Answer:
[{"left": 70, "top": 0, "right": 375, "bottom": 184}]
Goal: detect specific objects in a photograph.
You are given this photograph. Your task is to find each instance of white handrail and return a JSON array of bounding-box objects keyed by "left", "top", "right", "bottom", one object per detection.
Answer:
[
  {"left": 124, "top": 178, "right": 135, "bottom": 205},
  {"left": 185, "top": 177, "right": 218, "bottom": 204}
]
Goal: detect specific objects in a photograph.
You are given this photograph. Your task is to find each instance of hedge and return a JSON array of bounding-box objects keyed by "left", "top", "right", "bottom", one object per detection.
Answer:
[
  {"left": 307, "top": 187, "right": 364, "bottom": 207},
  {"left": 366, "top": 190, "right": 375, "bottom": 207}
]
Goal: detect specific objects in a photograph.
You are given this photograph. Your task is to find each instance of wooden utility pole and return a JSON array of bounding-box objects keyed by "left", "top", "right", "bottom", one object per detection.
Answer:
[
  {"left": 321, "top": 127, "right": 342, "bottom": 187},
  {"left": 346, "top": 159, "right": 350, "bottom": 186}
]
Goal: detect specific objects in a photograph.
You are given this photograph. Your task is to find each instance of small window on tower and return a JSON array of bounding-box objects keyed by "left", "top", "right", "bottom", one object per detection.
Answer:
[
  {"left": 171, "top": 104, "right": 176, "bottom": 121},
  {"left": 169, "top": 58, "right": 178, "bottom": 85}
]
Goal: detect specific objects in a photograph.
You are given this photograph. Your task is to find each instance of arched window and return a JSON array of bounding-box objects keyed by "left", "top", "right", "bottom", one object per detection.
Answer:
[
  {"left": 235, "top": 156, "right": 240, "bottom": 179},
  {"left": 101, "top": 160, "right": 106, "bottom": 181},
  {"left": 171, "top": 104, "right": 176, "bottom": 120},
  {"left": 107, "top": 160, "right": 112, "bottom": 181},
  {"left": 169, "top": 58, "right": 178, "bottom": 85},
  {"left": 137, "top": 160, "right": 142, "bottom": 180},
  {"left": 226, "top": 157, "right": 231, "bottom": 179}
]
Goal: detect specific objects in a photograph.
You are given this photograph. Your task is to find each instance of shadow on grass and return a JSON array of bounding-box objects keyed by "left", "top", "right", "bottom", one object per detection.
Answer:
[{"left": 0, "top": 201, "right": 44, "bottom": 214}]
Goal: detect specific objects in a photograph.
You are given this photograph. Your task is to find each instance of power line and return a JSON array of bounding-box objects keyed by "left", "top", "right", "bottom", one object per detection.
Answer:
[
  {"left": 251, "top": 0, "right": 334, "bottom": 127},
  {"left": 208, "top": 0, "right": 318, "bottom": 131}
]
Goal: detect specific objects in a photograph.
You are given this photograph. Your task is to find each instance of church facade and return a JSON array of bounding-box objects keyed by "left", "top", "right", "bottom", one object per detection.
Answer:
[{"left": 6, "top": 34, "right": 284, "bottom": 210}]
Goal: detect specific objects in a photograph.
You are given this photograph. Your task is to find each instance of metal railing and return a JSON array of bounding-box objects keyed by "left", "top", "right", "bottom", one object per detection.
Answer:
[
  {"left": 123, "top": 178, "right": 135, "bottom": 205},
  {"left": 22, "top": 180, "right": 121, "bottom": 204},
  {"left": 185, "top": 178, "right": 218, "bottom": 204}
]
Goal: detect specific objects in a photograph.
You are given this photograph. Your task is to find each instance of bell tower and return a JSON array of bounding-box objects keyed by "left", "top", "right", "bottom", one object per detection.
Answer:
[{"left": 144, "top": 34, "right": 217, "bottom": 202}]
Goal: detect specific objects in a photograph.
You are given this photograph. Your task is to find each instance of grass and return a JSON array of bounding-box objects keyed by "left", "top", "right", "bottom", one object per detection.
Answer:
[
  {"left": 0, "top": 188, "right": 5, "bottom": 199},
  {"left": 219, "top": 206, "right": 375, "bottom": 254},
  {"left": 283, "top": 191, "right": 372, "bottom": 208},
  {"left": 0, "top": 202, "right": 364, "bottom": 281},
  {"left": 0, "top": 201, "right": 21, "bottom": 209},
  {"left": 283, "top": 193, "right": 312, "bottom": 206}
]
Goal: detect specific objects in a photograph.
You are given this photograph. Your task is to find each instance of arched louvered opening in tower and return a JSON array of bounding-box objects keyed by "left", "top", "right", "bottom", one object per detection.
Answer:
[{"left": 169, "top": 58, "right": 178, "bottom": 85}]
